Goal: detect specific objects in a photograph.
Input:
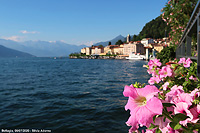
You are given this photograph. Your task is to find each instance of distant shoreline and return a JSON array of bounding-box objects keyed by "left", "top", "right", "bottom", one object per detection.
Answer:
[{"left": 69, "top": 55, "right": 127, "bottom": 60}]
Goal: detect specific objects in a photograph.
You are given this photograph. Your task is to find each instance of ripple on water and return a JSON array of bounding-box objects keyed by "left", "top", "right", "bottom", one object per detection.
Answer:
[{"left": 0, "top": 58, "right": 149, "bottom": 132}]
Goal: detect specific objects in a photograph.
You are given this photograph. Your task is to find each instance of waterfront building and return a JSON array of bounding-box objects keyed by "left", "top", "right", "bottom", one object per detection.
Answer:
[
  {"left": 86, "top": 47, "right": 91, "bottom": 55},
  {"left": 104, "top": 45, "right": 112, "bottom": 54},
  {"left": 104, "top": 45, "right": 119, "bottom": 55},
  {"left": 153, "top": 44, "right": 165, "bottom": 52},
  {"left": 123, "top": 41, "right": 144, "bottom": 55},
  {"left": 112, "top": 44, "right": 124, "bottom": 55},
  {"left": 81, "top": 48, "right": 86, "bottom": 54},
  {"left": 91, "top": 46, "right": 104, "bottom": 55},
  {"left": 141, "top": 38, "right": 154, "bottom": 47}
]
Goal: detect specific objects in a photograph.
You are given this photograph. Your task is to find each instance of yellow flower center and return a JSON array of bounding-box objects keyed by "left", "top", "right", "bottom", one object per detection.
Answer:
[{"left": 134, "top": 96, "right": 147, "bottom": 106}]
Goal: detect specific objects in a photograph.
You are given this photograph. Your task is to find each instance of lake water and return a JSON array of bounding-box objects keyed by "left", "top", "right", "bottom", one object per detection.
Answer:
[{"left": 0, "top": 58, "right": 150, "bottom": 133}]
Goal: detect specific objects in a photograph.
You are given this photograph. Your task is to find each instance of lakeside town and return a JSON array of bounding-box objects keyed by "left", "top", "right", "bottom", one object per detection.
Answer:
[{"left": 70, "top": 34, "right": 170, "bottom": 60}]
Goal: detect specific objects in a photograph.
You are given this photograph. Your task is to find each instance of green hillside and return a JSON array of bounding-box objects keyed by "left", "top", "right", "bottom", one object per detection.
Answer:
[
  {"left": 132, "top": 16, "right": 171, "bottom": 41},
  {"left": 0, "top": 45, "right": 34, "bottom": 57}
]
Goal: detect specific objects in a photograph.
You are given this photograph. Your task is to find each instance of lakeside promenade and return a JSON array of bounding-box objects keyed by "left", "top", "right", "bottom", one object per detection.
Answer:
[{"left": 69, "top": 55, "right": 128, "bottom": 60}]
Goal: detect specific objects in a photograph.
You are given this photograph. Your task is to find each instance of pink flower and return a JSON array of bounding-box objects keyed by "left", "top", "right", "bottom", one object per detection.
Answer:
[
  {"left": 173, "top": 93, "right": 193, "bottom": 106},
  {"left": 123, "top": 85, "right": 163, "bottom": 130},
  {"left": 174, "top": 102, "right": 193, "bottom": 126},
  {"left": 146, "top": 129, "right": 156, "bottom": 133},
  {"left": 148, "top": 59, "right": 162, "bottom": 69},
  {"left": 165, "top": 85, "right": 184, "bottom": 103},
  {"left": 189, "top": 75, "right": 198, "bottom": 81},
  {"left": 190, "top": 88, "right": 200, "bottom": 100},
  {"left": 148, "top": 75, "right": 161, "bottom": 85},
  {"left": 159, "top": 65, "right": 173, "bottom": 79},
  {"left": 154, "top": 116, "right": 170, "bottom": 130},
  {"left": 178, "top": 58, "right": 192, "bottom": 67},
  {"left": 162, "top": 82, "right": 169, "bottom": 90},
  {"left": 189, "top": 106, "right": 200, "bottom": 123}
]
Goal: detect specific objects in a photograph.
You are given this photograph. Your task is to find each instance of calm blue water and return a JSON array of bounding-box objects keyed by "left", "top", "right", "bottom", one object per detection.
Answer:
[{"left": 0, "top": 58, "right": 150, "bottom": 133}]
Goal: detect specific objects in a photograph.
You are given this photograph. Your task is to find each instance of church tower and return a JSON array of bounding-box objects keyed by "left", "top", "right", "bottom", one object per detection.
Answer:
[{"left": 127, "top": 34, "right": 130, "bottom": 43}]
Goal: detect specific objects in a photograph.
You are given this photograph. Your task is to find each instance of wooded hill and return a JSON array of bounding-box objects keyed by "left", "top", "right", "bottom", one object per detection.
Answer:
[{"left": 131, "top": 15, "right": 171, "bottom": 41}]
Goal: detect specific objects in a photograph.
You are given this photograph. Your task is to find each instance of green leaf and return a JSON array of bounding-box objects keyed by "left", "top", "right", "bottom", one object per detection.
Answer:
[
  {"left": 173, "top": 113, "right": 189, "bottom": 123},
  {"left": 155, "top": 127, "right": 161, "bottom": 133},
  {"left": 148, "top": 123, "right": 157, "bottom": 130},
  {"left": 182, "top": 81, "right": 188, "bottom": 87},
  {"left": 153, "top": 115, "right": 156, "bottom": 123},
  {"left": 174, "top": 123, "right": 182, "bottom": 130},
  {"left": 169, "top": 122, "right": 181, "bottom": 130},
  {"left": 162, "top": 103, "right": 175, "bottom": 107},
  {"left": 193, "top": 123, "right": 200, "bottom": 129}
]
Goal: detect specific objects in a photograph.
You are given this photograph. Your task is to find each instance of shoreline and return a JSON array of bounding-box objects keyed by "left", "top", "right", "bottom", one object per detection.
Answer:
[{"left": 69, "top": 55, "right": 127, "bottom": 60}]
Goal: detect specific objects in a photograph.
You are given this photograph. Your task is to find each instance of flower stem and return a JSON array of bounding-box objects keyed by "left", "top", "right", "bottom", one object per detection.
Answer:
[{"left": 162, "top": 110, "right": 173, "bottom": 121}]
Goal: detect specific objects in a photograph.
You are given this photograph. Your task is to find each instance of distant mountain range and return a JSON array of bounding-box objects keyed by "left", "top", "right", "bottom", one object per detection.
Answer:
[
  {"left": 0, "top": 35, "right": 126, "bottom": 57},
  {"left": 0, "top": 39, "right": 87, "bottom": 57},
  {"left": 0, "top": 45, "right": 34, "bottom": 57},
  {"left": 94, "top": 35, "right": 125, "bottom": 46}
]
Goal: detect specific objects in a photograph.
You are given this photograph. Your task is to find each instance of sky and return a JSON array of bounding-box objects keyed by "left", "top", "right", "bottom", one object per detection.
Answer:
[{"left": 0, "top": 0, "right": 167, "bottom": 46}]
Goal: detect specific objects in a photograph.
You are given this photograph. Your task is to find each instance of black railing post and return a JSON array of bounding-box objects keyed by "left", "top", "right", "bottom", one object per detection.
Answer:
[
  {"left": 176, "top": 47, "right": 178, "bottom": 59},
  {"left": 186, "top": 36, "right": 192, "bottom": 56},
  {"left": 175, "top": 1, "right": 200, "bottom": 77},
  {"left": 197, "top": 15, "right": 200, "bottom": 77},
  {"left": 181, "top": 42, "right": 185, "bottom": 56}
]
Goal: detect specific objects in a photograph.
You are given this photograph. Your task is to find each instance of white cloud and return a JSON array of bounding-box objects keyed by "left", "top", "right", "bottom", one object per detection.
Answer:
[
  {"left": 79, "top": 40, "right": 100, "bottom": 46},
  {"left": 2, "top": 36, "right": 24, "bottom": 42},
  {"left": 59, "top": 40, "right": 66, "bottom": 43},
  {"left": 20, "top": 30, "right": 39, "bottom": 34},
  {"left": 48, "top": 41, "right": 56, "bottom": 43},
  {"left": 48, "top": 40, "right": 66, "bottom": 43}
]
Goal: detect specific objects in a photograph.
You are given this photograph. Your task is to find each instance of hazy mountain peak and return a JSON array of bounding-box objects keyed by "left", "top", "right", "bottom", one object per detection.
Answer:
[
  {"left": 94, "top": 35, "right": 125, "bottom": 46},
  {"left": 0, "top": 39, "right": 86, "bottom": 57}
]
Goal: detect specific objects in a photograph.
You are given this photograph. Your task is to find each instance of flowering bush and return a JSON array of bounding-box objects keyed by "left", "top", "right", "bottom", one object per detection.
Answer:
[
  {"left": 161, "top": 0, "right": 197, "bottom": 45},
  {"left": 123, "top": 58, "right": 200, "bottom": 133}
]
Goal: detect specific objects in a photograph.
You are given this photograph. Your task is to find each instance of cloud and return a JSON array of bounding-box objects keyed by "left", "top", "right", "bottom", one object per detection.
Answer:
[
  {"left": 2, "top": 36, "right": 24, "bottom": 42},
  {"left": 84, "top": 40, "right": 101, "bottom": 46},
  {"left": 76, "top": 40, "right": 100, "bottom": 46},
  {"left": 20, "top": 30, "right": 39, "bottom": 34},
  {"left": 48, "top": 40, "right": 66, "bottom": 43}
]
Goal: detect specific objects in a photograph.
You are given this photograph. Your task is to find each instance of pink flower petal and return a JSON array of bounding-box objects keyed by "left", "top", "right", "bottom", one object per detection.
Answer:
[
  {"left": 125, "top": 97, "right": 138, "bottom": 112},
  {"left": 123, "top": 85, "right": 138, "bottom": 98},
  {"left": 136, "top": 106, "right": 155, "bottom": 127},
  {"left": 146, "top": 97, "right": 163, "bottom": 114},
  {"left": 136, "top": 85, "right": 159, "bottom": 97}
]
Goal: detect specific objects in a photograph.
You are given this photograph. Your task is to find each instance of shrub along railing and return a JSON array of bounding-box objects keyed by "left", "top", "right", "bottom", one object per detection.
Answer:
[{"left": 176, "top": 0, "right": 200, "bottom": 76}]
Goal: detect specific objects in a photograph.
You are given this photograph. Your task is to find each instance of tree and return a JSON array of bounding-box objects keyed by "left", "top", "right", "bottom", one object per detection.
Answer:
[
  {"left": 98, "top": 44, "right": 104, "bottom": 48},
  {"left": 115, "top": 40, "right": 123, "bottom": 45},
  {"left": 156, "top": 46, "right": 175, "bottom": 64},
  {"left": 108, "top": 41, "right": 111, "bottom": 45}
]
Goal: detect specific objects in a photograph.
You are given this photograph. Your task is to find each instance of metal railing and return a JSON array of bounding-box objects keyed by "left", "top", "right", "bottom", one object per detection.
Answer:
[{"left": 176, "top": 0, "right": 200, "bottom": 76}]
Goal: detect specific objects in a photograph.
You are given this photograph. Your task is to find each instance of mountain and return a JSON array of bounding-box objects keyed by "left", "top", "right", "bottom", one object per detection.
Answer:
[
  {"left": 0, "top": 45, "right": 34, "bottom": 57},
  {"left": 94, "top": 35, "right": 125, "bottom": 46},
  {"left": 0, "top": 39, "right": 87, "bottom": 57}
]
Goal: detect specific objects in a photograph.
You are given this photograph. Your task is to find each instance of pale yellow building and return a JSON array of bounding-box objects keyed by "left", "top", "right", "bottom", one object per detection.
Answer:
[
  {"left": 81, "top": 48, "right": 86, "bottom": 54},
  {"left": 104, "top": 45, "right": 119, "bottom": 55},
  {"left": 86, "top": 47, "right": 91, "bottom": 55},
  {"left": 123, "top": 41, "right": 144, "bottom": 55},
  {"left": 113, "top": 45, "right": 124, "bottom": 55},
  {"left": 153, "top": 44, "right": 165, "bottom": 52},
  {"left": 91, "top": 46, "right": 104, "bottom": 55}
]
